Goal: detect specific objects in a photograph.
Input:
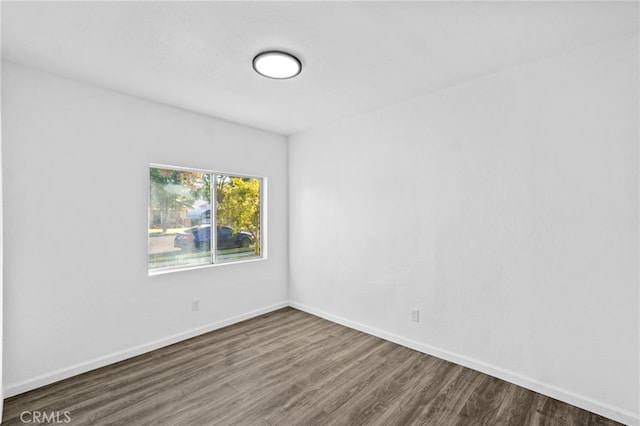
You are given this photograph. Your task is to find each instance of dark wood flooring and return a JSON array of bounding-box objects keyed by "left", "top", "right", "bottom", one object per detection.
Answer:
[{"left": 2, "top": 307, "right": 622, "bottom": 425}]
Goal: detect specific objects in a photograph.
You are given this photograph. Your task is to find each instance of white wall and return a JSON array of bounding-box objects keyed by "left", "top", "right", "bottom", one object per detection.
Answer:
[
  {"left": 289, "top": 34, "right": 639, "bottom": 424},
  {"left": 0, "top": 59, "right": 4, "bottom": 422},
  {"left": 2, "top": 62, "right": 289, "bottom": 395}
]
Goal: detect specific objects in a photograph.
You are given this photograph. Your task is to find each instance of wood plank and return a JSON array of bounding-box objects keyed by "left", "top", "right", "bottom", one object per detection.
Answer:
[{"left": 2, "top": 308, "right": 623, "bottom": 426}]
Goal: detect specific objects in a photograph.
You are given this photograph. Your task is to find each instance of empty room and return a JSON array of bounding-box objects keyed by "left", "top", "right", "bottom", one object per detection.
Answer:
[{"left": 1, "top": 1, "right": 638, "bottom": 425}]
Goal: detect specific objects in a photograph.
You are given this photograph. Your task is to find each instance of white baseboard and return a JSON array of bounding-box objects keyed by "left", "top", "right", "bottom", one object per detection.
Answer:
[
  {"left": 289, "top": 301, "right": 639, "bottom": 426},
  {"left": 4, "top": 301, "right": 288, "bottom": 398}
]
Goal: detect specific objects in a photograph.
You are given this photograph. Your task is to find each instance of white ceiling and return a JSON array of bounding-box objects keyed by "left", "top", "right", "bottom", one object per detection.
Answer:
[{"left": 2, "top": 1, "right": 638, "bottom": 135}]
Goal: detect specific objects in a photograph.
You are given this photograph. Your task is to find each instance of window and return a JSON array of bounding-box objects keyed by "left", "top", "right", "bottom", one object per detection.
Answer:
[{"left": 148, "top": 165, "right": 264, "bottom": 273}]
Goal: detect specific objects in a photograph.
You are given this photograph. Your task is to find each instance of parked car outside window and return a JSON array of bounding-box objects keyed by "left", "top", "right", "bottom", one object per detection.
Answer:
[{"left": 174, "top": 225, "right": 252, "bottom": 251}]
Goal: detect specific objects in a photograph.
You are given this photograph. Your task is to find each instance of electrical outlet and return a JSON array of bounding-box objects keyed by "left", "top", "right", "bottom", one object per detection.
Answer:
[
  {"left": 192, "top": 299, "right": 200, "bottom": 312},
  {"left": 410, "top": 308, "right": 420, "bottom": 323}
]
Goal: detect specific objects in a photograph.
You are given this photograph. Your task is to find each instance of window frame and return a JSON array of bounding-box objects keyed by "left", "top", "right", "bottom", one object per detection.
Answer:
[{"left": 148, "top": 163, "right": 266, "bottom": 276}]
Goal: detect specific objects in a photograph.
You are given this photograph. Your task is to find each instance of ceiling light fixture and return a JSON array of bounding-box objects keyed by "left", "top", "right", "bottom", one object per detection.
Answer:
[{"left": 252, "top": 51, "right": 302, "bottom": 79}]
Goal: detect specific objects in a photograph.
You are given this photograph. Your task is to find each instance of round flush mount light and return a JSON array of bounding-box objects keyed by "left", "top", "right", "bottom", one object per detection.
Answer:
[{"left": 252, "top": 51, "right": 302, "bottom": 79}]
